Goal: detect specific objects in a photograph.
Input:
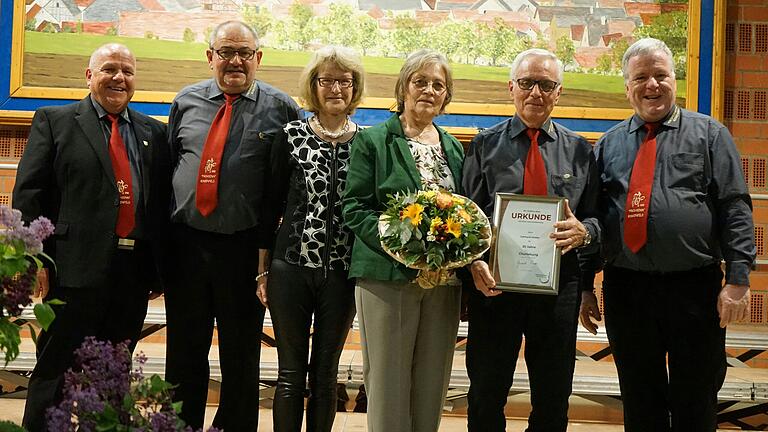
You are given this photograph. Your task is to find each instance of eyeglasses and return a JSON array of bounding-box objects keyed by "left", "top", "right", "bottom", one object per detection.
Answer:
[
  {"left": 411, "top": 78, "right": 447, "bottom": 95},
  {"left": 212, "top": 48, "right": 257, "bottom": 61},
  {"left": 515, "top": 78, "right": 560, "bottom": 93},
  {"left": 317, "top": 78, "right": 354, "bottom": 88}
]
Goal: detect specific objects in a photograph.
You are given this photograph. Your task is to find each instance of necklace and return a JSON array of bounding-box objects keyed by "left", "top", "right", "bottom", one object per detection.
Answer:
[{"left": 312, "top": 115, "right": 350, "bottom": 139}]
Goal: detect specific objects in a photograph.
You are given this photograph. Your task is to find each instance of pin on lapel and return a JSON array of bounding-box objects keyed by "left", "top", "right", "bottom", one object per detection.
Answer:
[{"left": 142, "top": 140, "right": 149, "bottom": 147}]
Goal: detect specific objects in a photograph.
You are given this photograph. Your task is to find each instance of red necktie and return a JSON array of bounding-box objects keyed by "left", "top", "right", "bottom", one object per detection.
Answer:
[
  {"left": 107, "top": 114, "right": 135, "bottom": 238},
  {"left": 624, "top": 123, "right": 658, "bottom": 253},
  {"left": 523, "top": 128, "right": 547, "bottom": 195},
  {"left": 196, "top": 94, "right": 238, "bottom": 216}
]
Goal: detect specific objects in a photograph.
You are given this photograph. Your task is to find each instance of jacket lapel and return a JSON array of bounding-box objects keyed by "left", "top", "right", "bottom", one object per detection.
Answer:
[
  {"left": 129, "top": 109, "right": 153, "bottom": 208},
  {"left": 385, "top": 114, "right": 421, "bottom": 189},
  {"left": 75, "top": 97, "right": 116, "bottom": 190}
]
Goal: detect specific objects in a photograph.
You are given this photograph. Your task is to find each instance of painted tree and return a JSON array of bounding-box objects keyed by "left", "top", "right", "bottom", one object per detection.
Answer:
[
  {"left": 596, "top": 53, "right": 613, "bottom": 74},
  {"left": 610, "top": 39, "right": 630, "bottom": 74},
  {"left": 476, "top": 18, "right": 513, "bottom": 66},
  {"left": 356, "top": 14, "right": 382, "bottom": 56},
  {"left": 288, "top": 2, "right": 315, "bottom": 50},
  {"left": 555, "top": 34, "right": 576, "bottom": 69},
  {"left": 455, "top": 20, "right": 479, "bottom": 64},
  {"left": 242, "top": 5, "right": 273, "bottom": 40},
  {"left": 183, "top": 27, "right": 196, "bottom": 43},
  {"left": 392, "top": 14, "right": 425, "bottom": 57},
  {"left": 430, "top": 21, "right": 463, "bottom": 62},
  {"left": 316, "top": 4, "right": 358, "bottom": 47}
]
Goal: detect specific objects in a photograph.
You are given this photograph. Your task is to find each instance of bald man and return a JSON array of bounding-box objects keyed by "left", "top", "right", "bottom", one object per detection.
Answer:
[{"left": 13, "top": 43, "right": 169, "bottom": 431}]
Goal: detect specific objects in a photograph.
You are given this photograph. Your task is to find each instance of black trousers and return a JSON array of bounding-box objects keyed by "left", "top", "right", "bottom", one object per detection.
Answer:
[
  {"left": 268, "top": 259, "right": 356, "bottom": 432},
  {"left": 22, "top": 246, "right": 151, "bottom": 432},
  {"left": 603, "top": 264, "right": 726, "bottom": 432},
  {"left": 164, "top": 224, "right": 265, "bottom": 431},
  {"left": 466, "top": 259, "right": 580, "bottom": 432}
]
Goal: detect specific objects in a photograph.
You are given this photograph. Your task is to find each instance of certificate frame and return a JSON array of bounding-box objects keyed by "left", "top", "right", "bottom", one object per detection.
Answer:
[{"left": 489, "top": 193, "right": 564, "bottom": 295}]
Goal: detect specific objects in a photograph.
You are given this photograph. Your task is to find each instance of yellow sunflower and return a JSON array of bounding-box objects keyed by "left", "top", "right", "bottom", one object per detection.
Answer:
[
  {"left": 401, "top": 203, "right": 425, "bottom": 226},
  {"left": 446, "top": 217, "right": 463, "bottom": 238}
]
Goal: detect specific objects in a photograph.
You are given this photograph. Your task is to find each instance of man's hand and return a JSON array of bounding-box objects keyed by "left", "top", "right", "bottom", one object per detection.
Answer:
[
  {"left": 579, "top": 290, "right": 602, "bottom": 335},
  {"left": 470, "top": 260, "right": 502, "bottom": 297},
  {"left": 34, "top": 267, "right": 49, "bottom": 299},
  {"left": 257, "top": 276, "right": 269, "bottom": 307},
  {"left": 717, "top": 284, "right": 750, "bottom": 328},
  {"left": 551, "top": 199, "right": 587, "bottom": 254}
]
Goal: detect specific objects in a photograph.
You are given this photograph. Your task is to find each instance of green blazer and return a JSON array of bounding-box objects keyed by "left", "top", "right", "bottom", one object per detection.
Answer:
[{"left": 342, "top": 113, "right": 466, "bottom": 281}]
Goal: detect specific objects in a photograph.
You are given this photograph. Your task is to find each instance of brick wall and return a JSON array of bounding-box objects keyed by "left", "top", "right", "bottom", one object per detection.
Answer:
[{"left": 726, "top": 0, "right": 768, "bottom": 329}]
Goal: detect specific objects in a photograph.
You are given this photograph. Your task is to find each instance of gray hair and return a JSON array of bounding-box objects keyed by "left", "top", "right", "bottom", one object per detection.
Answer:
[
  {"left": 509, "top": 48, "right": 564, "bottom": 83},
  {"left": 394, "top": 48, "right": 453, "bottom": 114},
  {"left": 622, "top": 38, "right": 674, "bottom": 82},
  {"left": 298, "top": 45, "right": 366, "bottom": 115},
  {"left": 209, "top": 20, "right": 260, "bottom": 49}
]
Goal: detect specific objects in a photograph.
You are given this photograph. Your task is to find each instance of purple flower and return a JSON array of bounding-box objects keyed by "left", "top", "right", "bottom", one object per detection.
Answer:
[
  {"left": 1, "top": 265, "right": 35, "bottom": 316},
  {"left": 49, "top": 338, "right": 204, "bottom": 431},
  {"left": 0, "top": 207, "right": 22, "bottom": 231}
]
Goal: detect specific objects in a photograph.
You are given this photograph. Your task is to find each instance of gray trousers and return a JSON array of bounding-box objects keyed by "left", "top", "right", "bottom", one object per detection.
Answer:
[{"left": 356, "top": 278, "right": 461, "bottom": 432}]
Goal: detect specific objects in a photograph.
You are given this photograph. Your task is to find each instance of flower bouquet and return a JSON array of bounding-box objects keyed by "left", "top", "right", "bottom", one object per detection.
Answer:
[{"left": 378, "top": 189, "right": 491, "bottom": 288}]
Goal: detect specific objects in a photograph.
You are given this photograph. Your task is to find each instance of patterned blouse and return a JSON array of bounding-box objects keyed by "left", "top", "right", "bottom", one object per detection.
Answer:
[
  {"left": 406, "top": 138, "right": 456, "bottom": 192},
  {"left": 262, "top": 119, "right": 355, "bottom": 270}
]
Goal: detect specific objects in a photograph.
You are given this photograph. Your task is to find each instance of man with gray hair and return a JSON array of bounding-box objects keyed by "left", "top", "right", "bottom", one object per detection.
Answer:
[
  {"left": 14, "top": 43, "right": 169, "bottom": 431},
  {"left": 462, "top": 48, "right": 601, "bottom": 431},
  {"left": 586, "top": 37, "right": 754, "bottom": 431},
  {"left": 165, "top": 20, "right": 300, "bottom": 430}
]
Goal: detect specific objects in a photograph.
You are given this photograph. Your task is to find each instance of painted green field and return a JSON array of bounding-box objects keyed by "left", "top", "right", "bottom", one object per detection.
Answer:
[{"left": 23, "top": 31, "right": 687, "bottom": 100}]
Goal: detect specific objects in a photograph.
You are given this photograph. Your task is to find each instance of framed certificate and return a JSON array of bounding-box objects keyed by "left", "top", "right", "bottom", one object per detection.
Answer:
[{"left": 489, "top": 193, "right": 564, "bottom": 295}]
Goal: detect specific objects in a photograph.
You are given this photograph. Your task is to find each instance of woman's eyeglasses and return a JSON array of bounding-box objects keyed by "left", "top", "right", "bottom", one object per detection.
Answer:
[
  {"left": 410, "top": 78, "right": 446, "bottom": 95},
  {"left": 317, "top": 78, "right": 354, "bottom": 88}
]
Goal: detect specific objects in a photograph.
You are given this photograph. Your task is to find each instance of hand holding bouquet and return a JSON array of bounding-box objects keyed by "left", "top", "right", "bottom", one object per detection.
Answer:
[{"left": 378, "top": 189, "right": 491, "bottom": 288}]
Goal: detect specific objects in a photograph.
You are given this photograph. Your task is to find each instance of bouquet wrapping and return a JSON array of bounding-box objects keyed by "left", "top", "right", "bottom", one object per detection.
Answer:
[{"left": 378, "top": 189, "right": 491, "bottom": 288}]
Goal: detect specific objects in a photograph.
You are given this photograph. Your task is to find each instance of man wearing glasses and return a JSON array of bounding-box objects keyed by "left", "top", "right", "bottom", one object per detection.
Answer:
[
  {"left": 165, "top": 20, "right": 301, "bottom": 431},
  {"left": 462, "top": 48, "right": 601, "bottom": 431}
]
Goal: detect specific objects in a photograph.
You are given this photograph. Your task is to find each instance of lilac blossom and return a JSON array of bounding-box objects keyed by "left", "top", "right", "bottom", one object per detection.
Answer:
[{"left": 48, "top": 338, "right": 221, "bottom": 431}]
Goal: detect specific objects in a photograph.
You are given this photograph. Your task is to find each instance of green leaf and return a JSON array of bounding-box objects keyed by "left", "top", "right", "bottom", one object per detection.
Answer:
[
  {"left": 0, "top": 420, "right": 27, "bottom": 431},
  {"left": 26, "top": 323, "right": 38, "bottom": 346},
  {"left": 172, "top": 401, "right": 184, "bottom": 414},
  {"left": 33, "top": 303, "right": 56, "bottom": 331},
  {"left": 46, "top": 298, "right": 65, "bottom": 305},
  {"left": 399, "top": 226, "right": 412, "bottom": 244},
  {"left": 0, "top": 319, "right": 21, "bottom": 365}
]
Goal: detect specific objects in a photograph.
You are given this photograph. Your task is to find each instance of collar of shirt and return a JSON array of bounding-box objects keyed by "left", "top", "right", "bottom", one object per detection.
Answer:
[
  {"left": 207, "top": 79, "right": 260, "bottom": 103},
  {"left": 509, "top": 115, "right": 556, "bottom": 142},
  {"left": 90, "top": 94, "right": 131, "bottom": 124},
  {"left": 628, "top": 104, "right": 682, "bottom": 135}
]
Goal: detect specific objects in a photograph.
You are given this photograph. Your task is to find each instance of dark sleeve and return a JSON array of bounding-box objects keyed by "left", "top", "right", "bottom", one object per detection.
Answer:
[
  {"left": 710, "top": 125, "right": 755, "bottom": 286},
  {"left": 258, "top": 126, "right": 291, "bottom": 249},
  {"left": 342, "top": 131, "right": 385, "bottom": 253},
  {"left": 575, "top": 144, "right": 603, "bottom": 291},
  {"left": 167, "top": 100, "right": 182, "bottom": 167},
  {"left": 462, "top": 133, "right": 492, "bottom": 217},
  {"left": 12, "top": 109, "right": 57, "bottom": 223}
]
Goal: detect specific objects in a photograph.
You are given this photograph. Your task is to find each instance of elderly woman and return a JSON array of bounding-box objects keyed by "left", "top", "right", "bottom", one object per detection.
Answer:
[
  {"left": 257, "top": 45, "right": 365, "bottom": 432},
  {"left": 342, "top": 49, "right": 464, "bottom": 432}
]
